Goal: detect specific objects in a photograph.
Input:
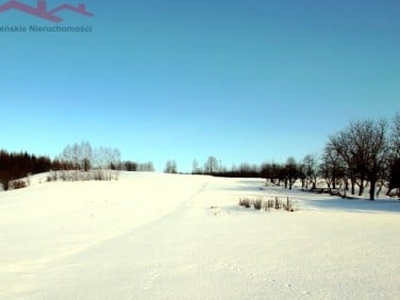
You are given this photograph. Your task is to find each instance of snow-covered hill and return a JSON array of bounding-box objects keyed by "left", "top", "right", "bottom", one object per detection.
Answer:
[{"left": 0, "top": 173, "right": 399, "bottom": 299}]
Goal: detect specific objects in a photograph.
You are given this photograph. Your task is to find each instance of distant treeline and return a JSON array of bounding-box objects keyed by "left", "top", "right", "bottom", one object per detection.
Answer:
[
  {"left": 192, "top": 159, "right": 261, "bottom": 178},
  {"left": 2, "top": 114, "right": 400, "bottom": 200},
  {"left": 0, "top": 150, "right": 52, "bottom": 190},
  {"left": 0, "top": 141, "right": 154, "bottom": 190}
]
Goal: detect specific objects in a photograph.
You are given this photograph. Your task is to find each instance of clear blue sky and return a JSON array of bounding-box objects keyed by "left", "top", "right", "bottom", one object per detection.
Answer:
[{"left": 1, "top": 0, "right": 399, "bottom": 172}]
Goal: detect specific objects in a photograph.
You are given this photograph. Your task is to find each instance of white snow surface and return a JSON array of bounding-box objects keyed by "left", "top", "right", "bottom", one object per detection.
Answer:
[{"left": 0, "top": 172, "right": 399, "bottom": 300}]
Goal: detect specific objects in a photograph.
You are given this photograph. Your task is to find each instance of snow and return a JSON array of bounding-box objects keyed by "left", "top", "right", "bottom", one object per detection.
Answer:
[{"left": 0, "top": 173, "right": 399, "bottom": 299}]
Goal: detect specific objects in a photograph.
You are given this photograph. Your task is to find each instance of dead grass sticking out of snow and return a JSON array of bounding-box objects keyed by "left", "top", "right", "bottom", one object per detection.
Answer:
[{"left": 239, "top": 196, "right": 295, "bottom": 212}]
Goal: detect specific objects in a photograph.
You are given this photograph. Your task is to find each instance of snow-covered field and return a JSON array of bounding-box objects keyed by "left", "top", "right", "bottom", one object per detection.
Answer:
[{"left": 0, "top": 172, "right": 399, "bottom": 300}]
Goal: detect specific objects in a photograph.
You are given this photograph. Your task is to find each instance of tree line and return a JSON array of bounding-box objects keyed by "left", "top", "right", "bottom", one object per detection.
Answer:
[
  {"left": 2, "top": 114, "right": 400, "bottom": 199},
  {"left": 0, "top": 141, "right": 154, "bottom": 190},
  {"left": 322, "top": 115, "right": 400, "bottom": 200},
  {"left": 53, "top": 141, "right": 155, "bottom": 174},
  {"left": 0, "top": 150, "right": 52, "bottom": 190},
  {"left": 190, "top": 114, "right": 400, "bottom": 200}
]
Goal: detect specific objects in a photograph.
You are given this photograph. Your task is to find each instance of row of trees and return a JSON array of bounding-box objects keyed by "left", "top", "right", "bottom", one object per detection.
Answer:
[
  {"left": 165, "top": 157, "right": 223, "bottom": 174},
  {"left": 164, "top": 160, "right": 178, "bottom": 173},
  {"left": 192, "top": 156, "right": 222, "bottom": 175},
  {"left": 272, "top": 115, "right": 400, "bottom": 199},
  {"left": 189, "top": 114, "right": 400, "bottom": 200},
  {"left": 0, "top": 141, "right": 155, "bottom": 190},
  {"left": 2, "top": 113, "right": 400, "bottom": 199},
  {"left": 0, "top": 150, "right": 52, "bottom": 190},
  {"left": 54, "top": 141, "right": 155, "bottom": 172},
  {"left": 321, "top": 115, "right": 400, "bottom": 200},
  {"left": 54, "top": 141, "right": 121, "bottom": 171}
]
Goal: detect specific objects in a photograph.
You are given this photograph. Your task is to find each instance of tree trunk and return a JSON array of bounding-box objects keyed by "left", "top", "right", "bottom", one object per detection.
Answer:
[
  {"left": 311, "top": 181, "right": 316, "bottom": 190},
  {"left": 358, "top": 183, "right": 364, "bottom": 196},
  {"left": 351, "top": 178, "right": 355, "bottom": 195},
  {"left": 376, "top": 180, "right": 384, "bottom": 198},
  {"left": 289, "top": 179, "right": 293, "bottom": 190},
  {"left": 326, "top": 178, "right": 331, "bottom": 190},
  {"left": 358, "top": 179, "right": 367, "bottom": 196},
  {"left": 369, "top": 178, "right": 376, "bottom": 200}
]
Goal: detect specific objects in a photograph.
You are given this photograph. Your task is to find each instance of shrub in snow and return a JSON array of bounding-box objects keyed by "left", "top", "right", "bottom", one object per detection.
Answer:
[
  {"left": 283, "top": 196, "right": 294, "bottom": 212},
  {"left": 388, "top": 189, "right": 400, "bottom": 198},
  {"left": 46, "top": 170, "right": 118, "bottom": 182},
  {"left": 239, "top": 198, "right": 251, "bottom": 208},
  {"left": 239, "top": 197, "right": 296, "bottom": 213},
  {"left": 10, "top": 180, "right": 27, "bottom": 190},
  {"left": 253, "top": 198, "right": 262, "bottom": 210},
  {"left": 264, "top": 199, "right": 274, "bottom": 212},
  {"left": 93, "top": 170, "right": 106, "bottom": 181},
  {"left": 274, "top": 197, "right": 281, "bottom": 210}
]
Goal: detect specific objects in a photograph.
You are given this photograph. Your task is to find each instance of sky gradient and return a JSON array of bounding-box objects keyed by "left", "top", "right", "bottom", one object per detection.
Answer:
[{"left": 1, "top": 0, "right": 399, "bottom": 172}]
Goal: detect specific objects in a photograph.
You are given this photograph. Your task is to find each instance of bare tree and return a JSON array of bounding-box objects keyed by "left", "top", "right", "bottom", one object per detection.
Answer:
[
  {"left": 137, "top": 162, "right": 155, "bottom": 172},
  {"left": 94, "top": 147, "right": 121, "bottom": 170},
  {"left": 261, "top": 162, "right": 284, "bottom": 185},
  {"left": 122, "top": 161, "right": 138, "bottom": 171},
  {"left": 331, "top": 120, "right": 388, "bottom": 200},
  {"left": 284, "top": 157, "right": 299, "bottom": 190},
  {"left": 192, "top": 159, "right": 201, "bottom": 174},
  {"left": 391, "top": 113, "right": 400, "bottom": 157},
  {"left": 320, "top": 143, "right": 346, "bottom": 192},
  {"left": 61, "top": 141, "right": 93, "bottom": 171},
  {"left": 330, "top": 129, "right": 358, "bottom": 195},
  {"left": 387, "top": 113, "right": 400, "bottom": 195},
  {"left": 353, "top": 119, "right": 388, "bottom": 200},
  {"left": 164, "top": 160, "right": 177, "bottom": 173},
  {"left": 204, "top": 156, "right": 219, "bottom": 174},
  {"left": 57, "top": 142, "right": 121, "bottom": 181},
  {"left": 298, "top": 161, "right": 307, "bottom": 189},
  {"left": 94, "top": 147, "right": 121, "bottom": 180},
  {"left": 303, "top": 154, "right": 319, "bottom": 190},
  {"left": 387, "top": 159, "right": 400, "bottom": 196}
]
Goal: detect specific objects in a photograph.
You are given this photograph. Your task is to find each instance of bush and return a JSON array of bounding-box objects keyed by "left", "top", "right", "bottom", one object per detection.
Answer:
[
  {"left": 388, "top": 189, "right": 400, "bottom": 198},
  {"left": 253, "top": 198, "right": 262, "bottom": 210},
  {"left": 93, "top": 170, "right": 105, "bottom": 181},
  {"left": 47, "top": 171, "right": 58, "bottom": 182},
  {"left": 283, "top": 196, "right": 294, "bottom": 212},
  {"left": 46, "top": 170, "right": 118, "bottom": 182},
  {"left": 11, "top": 180, "right": 27, "bottom": 190},
  {"left": 239, "top": 196, "right": 296, "bottom": 213},
  {"left": 274, "top": 197, "right": 281, "bottom": 209},
  {"left": 264, "top": 199, "right": 274, "bottom": 212},
  {"left": 239, "top": 198, "right": 251, "bottom": 208}
]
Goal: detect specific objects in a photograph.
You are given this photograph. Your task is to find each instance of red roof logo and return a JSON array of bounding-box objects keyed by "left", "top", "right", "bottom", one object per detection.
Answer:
[{"left": 0, "top": 0, "right": 93, "bottom": 23}]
